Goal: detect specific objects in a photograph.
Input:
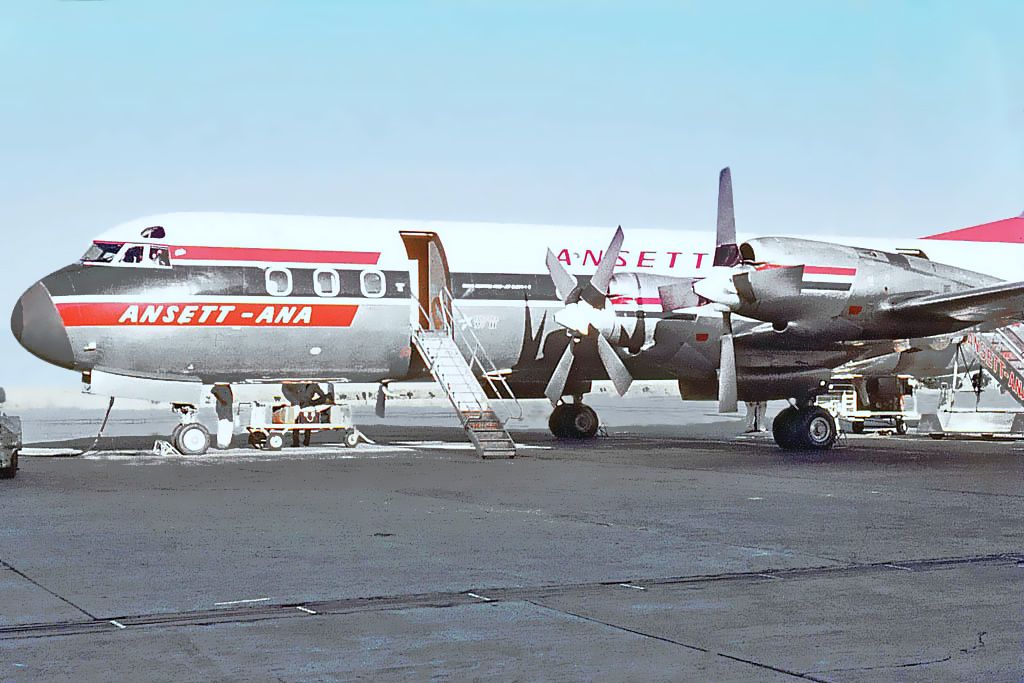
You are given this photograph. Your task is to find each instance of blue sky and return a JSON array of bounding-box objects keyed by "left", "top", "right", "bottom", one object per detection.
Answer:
[{"left": 2, "top": 1, "right": 1022, "bottom": 387}]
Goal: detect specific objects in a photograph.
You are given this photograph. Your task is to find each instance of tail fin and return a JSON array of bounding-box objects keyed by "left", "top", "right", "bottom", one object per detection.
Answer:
[{"left": 922, "top": 212, "right": 1024, "bottom": 243}]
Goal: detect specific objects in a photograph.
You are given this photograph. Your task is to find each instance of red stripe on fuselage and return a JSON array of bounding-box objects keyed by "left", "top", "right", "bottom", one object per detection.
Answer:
[
  {"left": 804, "top": 265, "right": 856, "bottom": 276},
  {"left": 169, "top": 245, "right": 381, "bottom": 265},
  {"left": 610, "top": 296, "right": 662, "bottom": 305},
  {"left": 56, "top": 302, "right": 359, "bottom": 327},
  {"left": 756, "top": 264, "right": 856, "bottom": 276}
]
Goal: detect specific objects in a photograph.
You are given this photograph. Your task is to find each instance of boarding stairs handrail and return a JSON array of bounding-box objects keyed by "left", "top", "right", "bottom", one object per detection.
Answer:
[
  {"left": 414, "top": 330, "right": 489, "bottom": 413},
  {"left": 993, "top": 323, "right": 1024, "bottom": 364},
  {"left": 413, "top": 288, "right": 523, "bottom": 422}
]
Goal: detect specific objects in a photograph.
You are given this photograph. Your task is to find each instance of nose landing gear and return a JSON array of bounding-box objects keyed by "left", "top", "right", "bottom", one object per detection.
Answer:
[
  {"left": 170, "top": 404, "right": 211, "bottom": 455},
  {"left": 549, "top": 399, "right": 600, "bottom": 439},
  {"left": 772, "top": 404, "right": 838, "bottom": 451}
]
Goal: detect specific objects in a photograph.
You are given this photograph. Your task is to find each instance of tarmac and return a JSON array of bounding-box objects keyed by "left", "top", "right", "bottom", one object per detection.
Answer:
[{"left": 1, "top": 398, "right": 1022, "bottom": 681}]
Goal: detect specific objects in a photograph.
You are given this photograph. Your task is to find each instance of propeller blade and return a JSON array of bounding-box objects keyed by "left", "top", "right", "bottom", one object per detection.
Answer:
[
  {"left": 718, "top": 313, "right": 738, "bottom": 413},
  {"left": 544, "top": 342, "right": 576, "bottom": 405},
  {"left": 658, "top": 279, "right": 701, "bottom": 312},
  {"left": 546, "top": 249, "right": 578, "bottom": 302},
  {"left": 713, "top": 167, "right": 741, "bottom": 267},
  {"left": 588, "top": 225, "right": 625, "bottom": 295},
  {"left": 375, "top": 384, "right": 387, "bottom": 418},
  {"left": 597, "top": 334, "right": 633, "bottom": 396}
]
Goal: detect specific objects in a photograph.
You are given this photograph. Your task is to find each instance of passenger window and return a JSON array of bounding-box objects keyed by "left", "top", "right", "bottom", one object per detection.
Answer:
[
  {"left": 360, "top": 270, "right": 386, "bottom": 298},
  {"left": 265, "top": 267, "right": 293, "bottom": 296},
  {"left": 314, "top": 268, "right": 340, "bottom": 297}
]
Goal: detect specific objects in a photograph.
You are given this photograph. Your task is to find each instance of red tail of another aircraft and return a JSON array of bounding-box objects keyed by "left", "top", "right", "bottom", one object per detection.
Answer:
[{"left": 922, "top": 213, "right": 1024, "bottom": 243}]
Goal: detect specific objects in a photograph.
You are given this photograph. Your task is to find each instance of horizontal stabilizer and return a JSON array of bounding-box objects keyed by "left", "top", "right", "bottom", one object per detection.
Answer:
[{"left": 883, "top": 280, "right": 1024, "bottom": 326}]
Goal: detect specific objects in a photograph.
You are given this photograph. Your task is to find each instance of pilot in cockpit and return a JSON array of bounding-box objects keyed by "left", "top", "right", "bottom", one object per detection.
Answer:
[
  {"left": 149, "top": 246, "right": 171, "bottom": 267},
  {"left": 122, "top": 245, "right": 144, "bottom": 263}
]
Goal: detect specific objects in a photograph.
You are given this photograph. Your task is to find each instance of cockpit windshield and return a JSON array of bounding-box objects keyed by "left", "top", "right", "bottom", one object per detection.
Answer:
[
  {"left": 149, "top": 246, "right": 170, "bottom": 267},
  {"left": 81, "top": 241, "right": 123, "bottom": 263},
  {"left": 80, "top": 241, "right": 172, "bottom": 268}
]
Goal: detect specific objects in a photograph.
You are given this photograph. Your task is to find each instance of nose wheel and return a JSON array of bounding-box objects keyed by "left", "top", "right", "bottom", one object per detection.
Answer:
[
  {"left": 170, "top": 404, "right": 211, "bottom": 455},
  {"left": 174, "top": 422, "right": 211, "bottom": 455},
  {"left": 549, "top": 402, "right": 600, "bottom": 439},
  {"left": 772, "top": 405, "right": 838, "bottom": 451}
]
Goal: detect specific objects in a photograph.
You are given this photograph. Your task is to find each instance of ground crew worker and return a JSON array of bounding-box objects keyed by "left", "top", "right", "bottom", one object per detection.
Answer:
[{"left": 745, "top": 400, "right": 768, "bottom": 433}]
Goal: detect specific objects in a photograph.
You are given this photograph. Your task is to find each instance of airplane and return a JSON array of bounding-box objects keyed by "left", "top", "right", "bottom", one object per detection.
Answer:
[{"left": 11, "top": 169, "right": 1024, "bottom": 454}]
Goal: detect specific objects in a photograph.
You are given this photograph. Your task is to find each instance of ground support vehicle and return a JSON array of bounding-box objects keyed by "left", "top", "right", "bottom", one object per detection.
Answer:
[
  {"left": 816, "top": 375, "right": 917, "bottom": 435},
  {"left": 246, "top": 403, "right": 367, "bottom": 450}
]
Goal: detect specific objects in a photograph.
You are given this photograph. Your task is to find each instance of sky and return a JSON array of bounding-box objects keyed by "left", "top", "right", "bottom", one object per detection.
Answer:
[{"left": 1, "top": 1, "right": 1022, "bottom": 388}]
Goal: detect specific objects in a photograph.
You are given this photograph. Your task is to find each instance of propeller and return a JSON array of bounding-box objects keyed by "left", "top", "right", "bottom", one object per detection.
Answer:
[
  {"left": 543, "top": 227, "right": 633, "bottom": 404},
  {"left": 719, "top": 312, "right": 738, "bottom": 413},
  {"left": 712, "top": 167, "right": 740, "bottom": 413}
]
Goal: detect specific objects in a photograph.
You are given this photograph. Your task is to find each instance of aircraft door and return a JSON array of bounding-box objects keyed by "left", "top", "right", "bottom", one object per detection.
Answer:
[{"left": 400, "top": 232, "right": 452, "bottom": 332}]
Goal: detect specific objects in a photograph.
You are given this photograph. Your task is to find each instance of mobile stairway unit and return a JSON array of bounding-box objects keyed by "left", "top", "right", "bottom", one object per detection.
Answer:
[
  {"left": 411, "top": 288, "right": 521, "bottom": 459},
  {"left": 918, "top": 326, "right": 1024, "bottom": 439}
]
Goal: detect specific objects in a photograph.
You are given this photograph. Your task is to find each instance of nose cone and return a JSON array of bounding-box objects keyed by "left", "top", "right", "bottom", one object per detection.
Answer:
[{"left": 11, "top": 282, "right": 76, "bottom": 370}]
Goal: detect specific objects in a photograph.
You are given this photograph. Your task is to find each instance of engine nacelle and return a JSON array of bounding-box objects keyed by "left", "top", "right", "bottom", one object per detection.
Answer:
[
  {"left": 677, "top": 368, "right": 833, "bottom": 403},
  {"left": 607, "top": 272, "right": 687, "bottom": 352},
  {"left": 734, "top": 237, "right": 996, "bottom": 338},
  {"left": 608, "top": 272, "right": 681, "bottom": 311}
]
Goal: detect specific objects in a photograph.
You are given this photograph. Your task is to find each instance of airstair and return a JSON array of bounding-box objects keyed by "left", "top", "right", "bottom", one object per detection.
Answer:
[
  {"left": 411, "top": 288, "right": 521, "bottom": 459},
  {"left": 918, "top": 324, "right": 1024, "bottom": 438},
  {"left": 970, "top": 325, "right": 1024, "bottom": 405}
]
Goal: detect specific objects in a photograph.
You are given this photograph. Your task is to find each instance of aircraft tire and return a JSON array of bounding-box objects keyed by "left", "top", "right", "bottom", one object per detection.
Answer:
[
  {"left": 175, "top": 423, "right": 211, "bottom": 455},
  {"left": 548, "top": 405, "right": 571, "bottom": 438},
  {"left": 568, "top": 405, "right": 600, "bottom": 439},
  {"left": 0, "top": 451, "right": 17, "bottom": 479},
  {"left": 773, "top": 407, "right": 837, "bottom": 451},
  {"left": 549, "top": 404, "right": 599, "bottom": 439},
  {"left": 797, "top": 406, "right": 838, "bottom": 450},
  {"left": 772, "top": 407, "right": 803, "bottom": 450}
]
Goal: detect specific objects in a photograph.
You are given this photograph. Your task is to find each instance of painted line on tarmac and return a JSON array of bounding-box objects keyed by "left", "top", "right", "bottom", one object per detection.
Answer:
[
  {"left": 214, "top": 597, "right": 271, "bottom": 607},
  {"left": 883, "top": 563, "right": 913, "bottom": 571}
]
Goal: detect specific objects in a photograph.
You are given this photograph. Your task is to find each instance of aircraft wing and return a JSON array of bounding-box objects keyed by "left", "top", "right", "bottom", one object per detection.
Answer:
[{"left": 883, "top": 280, "right": 1024, "bottom": 326}]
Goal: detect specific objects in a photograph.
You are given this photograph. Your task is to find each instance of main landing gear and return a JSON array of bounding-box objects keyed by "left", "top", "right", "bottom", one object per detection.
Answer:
[
  {"left": 549, "top": 399, "right": 600, "bottom": 439},
  {"left": 772, "top": 404, "right": 838, "bottom": 451},
  {"left": 170, "top": 404, "right": 211, "bottom": 455}
]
